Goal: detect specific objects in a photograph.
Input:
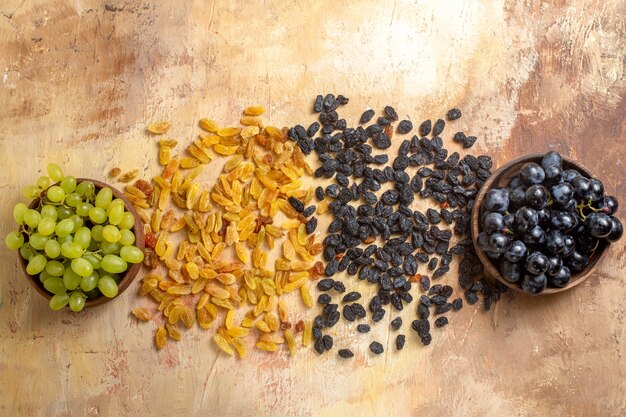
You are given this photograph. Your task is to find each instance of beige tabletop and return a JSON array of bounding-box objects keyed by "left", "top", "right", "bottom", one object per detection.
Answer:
[{"left": 1, "top": 1, "right": 625, "bottom": 416}]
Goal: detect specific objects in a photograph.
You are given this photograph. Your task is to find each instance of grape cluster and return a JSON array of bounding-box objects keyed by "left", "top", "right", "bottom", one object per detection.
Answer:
[
  {"left": 477, "top": 152, "right": 623, "bottom": 294},
  {"left": 5, "top": 163, "right": 144, "bottom": 311}
]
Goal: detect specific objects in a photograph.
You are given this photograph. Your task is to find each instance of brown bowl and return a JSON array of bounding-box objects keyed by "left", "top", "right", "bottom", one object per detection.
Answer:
[
  {"left": 471, "top": 153, "right": 609, "bottom": 295},
  {"left": 20, "top": 178, "right": 145, "bottom": 307}
]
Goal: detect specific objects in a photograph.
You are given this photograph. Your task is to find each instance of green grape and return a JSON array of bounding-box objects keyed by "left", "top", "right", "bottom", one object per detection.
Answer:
[
  {"left": 101, "top": 241, "right": 121, "bottom": 255},
  {"left": 76, "top": 202, "right": 93, "bottom": 217},
  {"left": 98, "top": 275, "right": 119, "bottom": 298},
  {"left": 65, "top": 193, "right": 82, "bottom": 207},
  {"left": 45, "top": 277, "right": 67, "bottom": 295},
  {"left": 45, "top": 260, "right": 65, "bottom": 277},
  {"left": 91, "top": 225, "right": 104, "bottom": 241},
  {"left": 47, "top": 163, "right": 65, "bottom": 182},
  {"left": 120, "top": 245, "right": 144, "bottom": 263},
  {"left": 58, "top": 235, "right": 73, "bottom": 245},
  {"left": 5, "top": 231, "right": 24, "bottom": 250},
  {"left": 36, "top": 176, "right": 51, "bottom": 189},
  {"left": 57, "top": 206, "right": 74, "bottom": 220},
  {"left": 88, "top": 207, "right": 107, "bottom": 224},
  {"left": 74, "top": 227, "right": 91, "bottom": 249},
  {"left": 60, "top": 176, "right": 77, "bottom": 194},
  {"left": 44, "top": 239, "right": 61, "bottom": 258},
  {"left": 69, "top": 214, "right": 84, "bottom": 233},
  {"left": 68, "top": 291, "right": 86, "bottom": 312},
  {"left": 95, "top": 187, "right": 113, "bottom": 209},
  {"left": 87, "top": 240, "right": 99, "bottom": 251},
  {"left": 80, "top": 271, "right": 99, "bottom": 292},
  {"left": 71, "top": 257, "right": 93, "bottom": 277},
  {"left": 22, "top": 185, "right": 40, "bottom": 200},
  {"left": 40, "top": 205, "right": 58, "bottom": 220},
  {"left": 101, "top": 254, "right": 127, "bottom": 274},
  {"left": 60, "top": 241, "right": 83, "bottom": 259},
  {"left": 29, "top": 233, "right": 49, "bottom": 250},
  {"left": 49, "top": 293, "right": 70, "bottom": 310},
  {"left": 37, "top": 217, "right": 57, "bottom": 236},
  {"left": 46, "top": 186, "right": 65, "bottom": 203},
  {"left": 55, "top": 218, "right": 74, "bottom": 237},
  {"left": 39, "top": 270, "right": 52, "bottom": 284},
  {"left": 63, "top": 267, "right": 82, "bottom": 290},
  {"left": 82, "top": 253, "right": 102, "bottom": 269},
  {"left": 110, "top": 273, "right": 121, "bottom": 284},
  {"left": 19, "top": 242, "right": 33, "bottom": 260},
  {"left": 118, "top": 212, "right": 135, "bottom": 230},
  {"left": 107, "top": 204, "right": 124, "bottom": 226},
  {"left": 118, "top": 229, "right": 135, "bottom": 246},
  {"left": 102, "top": 225, "right": 121, "bottom": 243},
  {"left": 26, "top": 254, "right": 47, "bottom": 275},
  {"left": 76, "top": 181, "right": 95, "bottom": 198},
  {"left": 13, "top": 202, "right": 28, "bottom": 223},
  {"left": 24, "top": 209, "right": 42, "bottom": 228}
]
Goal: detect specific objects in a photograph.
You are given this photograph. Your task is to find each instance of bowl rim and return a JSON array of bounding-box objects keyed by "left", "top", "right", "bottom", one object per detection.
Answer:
[
  {"left": 471, "top": 152, "right": 610, "bottom": 295},
  {"left": 19, "top": 177, "right": 145, "bottom": 308}
]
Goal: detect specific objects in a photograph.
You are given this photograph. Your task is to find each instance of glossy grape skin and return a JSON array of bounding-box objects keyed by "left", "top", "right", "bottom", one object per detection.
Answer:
[
  {"left": 536, "top": 207, "right": 551, "bottom": 228},
  {"left": 5, "top": 232, "right": 24, "bottom": 250},
  {"left": 546, "top": 255, "right": 563, "bottom": 276},
  {"left": 49, "top": 294, "right": 70, "bottom": 310},
  {"left": 570, "top": 176, "right": 592, "bottom": 200},
  {"left": 588, "top": 178, "right": 604, "bottom": 202},
  {"left": 75, "top": 180, "right": 95, "bottom": 197},
  {"left": 29, "top": 233, "right": 49, "bottom": 250},
  {"left": 19, "top": 243, "right": 34, "bottom": 260},
  {"left": 545, "top": 230, "right": 565, "bottom": 254},
  {"left": 488, "top": 233, "right": 510, "bottom": 254},
  {"left": 526, "top": 252, "right": 549, "bottom": 274},
  {"left": 40, "top": 205, "right": 58, "bottom": 220},
  {"left": 68, "top": 291, "right": 86, "bottom": 312},
  {"left": 519, "top": 163, "right": 545, "bottom": 186},
  {"left": 24, "top": 209, "right": 42, "bottom": 228},
  {"left": 71, "top": 257, "right": 94, "bottom": 277},
  {"left": 73, "top": 227, "right": 92, "bottom": 249},
  {"left": 551, "top": 182, "right": 574, "bottom": 205},
  {"left": 561, "top": 235, "right": 576, "bottom": 257},
  {"left": 37, "top": 217, "right": 57, "bottom": 236},
  {"left": 36, "top": 176, "right": 51, "bottom": 189},
  {"left": 82, "top": 253, "right": 102, "bottom": 269},
  {"left": 88, "top": 207, "right": 108, "bottom": 224},
  {"left": 483, "top": 189, "right": 509, "bottom": 213},
  {"left": 13, "top": 202, "right": 28, "bottom": 223},
  {"left": 482, "top": 212, "right": 505, "bottom": 235},
  {"left": 118, "top": 229, "right": 135, "bottom": 246},
  {"left": 509, "top": 177, "right": 522, "bottom": 189},
  {"left": 500, "top": 260, "right": 522, "bottom": 283},
  {"left": 503, "top": 213, "right": 515, "bottom": 231},
  {"left": 520, "top": 273, "right": 547, "bottom": 294},
  {"left": 22, "top": 185, "right": 40, "bottom": 199},
  {"left": 504, "top": 240, "right": 527, "bottom": 263},
  {"left": 548, "top": 266, "right": 571, "bottom": 287},
  {"left": 566, "top": 251, "right": 589, "bottom": 273},
  {"left": 80, "top": 271, "right": 99, "bottom": 292},
  {"left": 606, "top": 217, "right": 623, "bottom": 242},
  {"left": 45, "top": 260, "right": 65, "bottom": 277},
  {"left": 525, "top": 185, "right": 548, "bottom": 209},
  {"left": 61, "top": 242, "right": 83, "bottom": 259},
  {"left": 26, "top": 254, "right": 47, "bottom": 275},
  {"left": 63, "top": 267, "right": 82, "bottom": 290},
  {"left": 575, "top": 230, "right": 598, "bottom": 254},
  {"left": 514, "top": 207, "right": 538, "bottom": 233},
  {"left": 543, "top": 165, "right": 562, "bottom": 185},
  {"left": 596, "top": 195, "right": 618, "bottom": 215},
  {"left": 108, "top": 204, "right": 124, "bottom": 225},
  {"left": 60, "top": 176, "right": 77, "bottom": 194},
  {"left": 120, "top": 246, "right": 144, "bottom": 263},
  {"left": 46, "top": 186, "right": 65, "bottom": 203},
  {"left": 44, "top": 277, "right": 67, "bottom": 295},
  {"left": 101, "top": 241, "right": 121, "bottom": 255},
  {"left": 101, "top": 255, "right": 128, "bottom": 274},
  {"left": 119, "top": 212, "right": 135, "bottom": 230},
  {"left": 102, "top": 225, "right": 121, "bottom": 243},
  {"left": 584, "top": 213, "right": 612, "bottom": 238},
  {"left": 562, "top": 169, "right": 581, "bottom": 183},
  {"left": 541, "top": 151, "right": 562, "bottom": 170},
  {"left": 98, "top": 275, "right": 119, "bottom": 298},
  {"left": 550, "top": 211, "right": 578, "bottom": 232},
  {"left": 522, "top": 225, "right": 546, "bottom": 246},
  {"left": 509, "top": 187, "right": 527, "bottom": 209},
  {"left": 95, "top": 187, "right": 113, "bottom": 209},
  {"left": 46, "top": 163, "right": 64, "bottom": 182}
]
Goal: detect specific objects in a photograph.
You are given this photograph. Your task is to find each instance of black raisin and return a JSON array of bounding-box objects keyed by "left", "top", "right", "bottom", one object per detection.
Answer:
[
  {"left": 287, "top": 196, "right": 305, "bottom": 213},
  {"left": 369, "top": 341, "right": 384, "bottom": 354},
  {"left": 384, "top": 105, "right": 399, "bottom": 121},
  {"left": 343, "top": 304, "right": 356, "bottom": 322},
  {"left": 322, "top": 334, "right": 334, "bottom": 350},
  {"left": 372, "top": 309, "right": 386, "bottom": 322},
  {"left": 397, "top": 120, "right": 413, "bottom": 134},
  {"left": 342, "top": 291, "right": 361, "bottom": 302},
  {"left": 317, "top": 278, "right": 334, "bottom": 291},
  {"left": 314, "top": 337, "right": 325, "bottom": 354},
  {"left": 419, "top": 119, "right": 432, "bottom": 136},
  {"left": 452, "top": 298, "right": 463, "bottom": 310},
  {"left": 360, "top": 109, "right": 375, "bottom": 124},
  {"left": 305, "top": 217, "right": 318, "bottom": 234},
  {"left": 338, "top": 349, "right": 354, "bottom": 358},
  {"left": 432, "top": 119, "right": 445, "bottom": 136},
  {"left": 446, "top": 108, "right": 461, "bottom": 120},
  {"left": 391, "top": 316, "right": 402, "bottom": 331},
  {"left": 434, "top": 317, "right": 449, "bottom": 328},
  {"left": 357, "top": 324, "right": 371, "bottom": 333},
  {"left": 318, "top": 294, "right": 331, "bottom": 305},
  {"left": 314, "top": 95, "right": 324, "bottom": 113}
]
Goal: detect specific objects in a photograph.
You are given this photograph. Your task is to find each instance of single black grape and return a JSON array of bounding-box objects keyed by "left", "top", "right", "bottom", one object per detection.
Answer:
[
  {"left": 566, "top": 251, "right": 589, "bottom": 272},
  {"left": 519, "top": 163, "right": 545, "bottom": 186},
  {"left": 546, "top": 255, "right": 563, "bottom": 276},
  {"left": 483, "top": 212, "right": 505, "bottom": 234},
  {"left": 607, "top": 217, "right": 623, "bottom": 242},
  {"left": 526, "top": 252, "right": 549, "bottom": 275},
  {"left": 488, "top": 233, "right": 510, "bottom": 254},
  {"left": 541, "top": 151, "right": 562, "bottom": 170},
  {"left": 500, "top": 259, "right": 523, "bottom": 283},
  {"left": 548, "top": 266, "right": 571, "bottom": 287},
  {"left": 483, "top": 189, "right": 509, "bottom": 213},
  {"left": 504, "top": 240, "right": 527, "bottom": 263},
  {"left": 545, "top": 230, "right": 565, "bottom": 254},
  {"left": 551, "top": 182, "right": 574, "bottom": 205},
  {"left": 525, "top": 185, "right": 548, "bottom": 209},
  {"left": 515, "top": 207, "right": 538, "bottom": 233},
  {"left": 584, "top": 213, "right": 612, "bottom": 238},
  {"left": 520, "top": 273, "right": 547, "bottom": 294},
  {"left": 597, "top": 195, "right": 618, "bottom": 215}
]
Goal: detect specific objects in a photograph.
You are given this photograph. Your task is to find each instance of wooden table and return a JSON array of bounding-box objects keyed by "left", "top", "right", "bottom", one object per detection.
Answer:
[{"left": 1, "top": 1, "right": 624, "bottom": 416}]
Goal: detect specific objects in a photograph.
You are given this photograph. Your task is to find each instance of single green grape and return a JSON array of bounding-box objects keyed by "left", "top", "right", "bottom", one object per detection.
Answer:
[
  {"left": 60, "top": 241, "right": 83, "bottom": 259},
  {"left": 63, "top": 267, "right": 82, "bottom": 290},
  {"left": 26, "top": 254, "right": 47, "bottom": 275},
  {"left": 80, "top": 271, "right": 99, "bottom": 292},
  {"left": 13, "top": 203, "right": 28, "bottom": 223},
  {"left": 118, "top": 212, "right": 135, "bottom": 230},
  {"left": 39, "top": 270, "right": 52, "bottom": 284},
  {"left": 46, "top": 186, "right": 65, "bottom": 203},
  {"left": 45, "top": 260, "right": 65, "bottom": 277},
  {"left": 40, "top": 205, "right": 58, "bottom": 220},
  {"left": 71, "top": 257, "right": 94, "bottom": 277},
  {"left": 107, "top": 204, "right": 124, "bottom": 226},
  {"left": 58, "top": 235, "right": 73, "bottom": 245},
  {"left": 55, "top": 218, "right": 74, "bottom": 237},
  {"left": 88, "top": 207, "right": 107, "bottom": 224},
  {"left": 29, "top": 233, "right": 49, "bottom": 250},
  {"left": 102, "top": 225, "right": 121, "bottom": 243},
  {"left": 82, "top": 253, "right": 102, "bottom": 269},
  {"left": 120, "top": 245, "right": 144, "bottom": 263},
  {"left": 76, "top": 202, "right": 94, "bottom": 217},
  {"left": 37, "top": 217, "right": 57, "bottom": 236},
  {"left": 95, "top": 187, "right": 113, "bottom": 209},
  {"left": 69, "top": 214, "right": 84, "bottom": 233},
  {"left": 24, "top": 209, "right": 42, "bottom": 228},
  {"left": 19, "top": 242, "right": 34, "bottom": 260},
  {"left": 36, "top": 176, "right": 51, "bottom": 189},
  {"left": 44, "top": 239, "right": 61, "bottom": 258},
  {"left": 65, "top": 193, "right": 82, "bottom": 207},
  {"left": 101, "top": 254, "right": 127, "bottom": 274},
  {"left": 60, "top": 176, "right": 77, "bottom": 194},
  {"left": 57, "top": 206, "right": 74, "bottom": 220},
  {"left": 100, "top": 241, "right": 121, "bottom": 254},
  {"left": 98, "top": 275, "right": 119, "bottom": 298},
  {"left": 73, "top": 227, "right": 92, "bottom": 249},
  {"left": 76, "top": 180, "right": 95, "bottom": 198},
  {"left": 45, "top": 277, "right": 67, "bottom": 295},
  {"left": 118, "top": 229, "right": 135, "bottom": 246},
  {"left": 5, "top": 231, "right": 24, "bottom": 250},
  {"left": 47, "top": 163, "right": 65, "bottom": 182},
  {"left": 91, "top": 225, "right": 104, "bottom": 241},
  {"left": 22, "top": 185, "right": 40, "bottom": 200},
  {"left": 68, "top": 291, "right": 86, "bottom": 312},
  {"left": 49, "top": 293, "right": 70, "bottom": 310}
]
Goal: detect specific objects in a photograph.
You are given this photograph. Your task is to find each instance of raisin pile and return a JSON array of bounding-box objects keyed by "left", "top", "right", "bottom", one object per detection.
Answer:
[{"left": 288, "top": 94, "right": 506, "bottom": 357}]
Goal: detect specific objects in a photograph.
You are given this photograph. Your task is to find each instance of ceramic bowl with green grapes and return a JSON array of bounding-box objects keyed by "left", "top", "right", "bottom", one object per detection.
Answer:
[{"left": 5, "top": 163, "right": 145, "bottom": 311}]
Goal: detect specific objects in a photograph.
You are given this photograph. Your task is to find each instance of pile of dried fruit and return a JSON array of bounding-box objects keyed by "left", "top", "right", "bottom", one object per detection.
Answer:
[
  {"left": 287, "top": 94, "right": 508, "bottom": 357},
  {"left": 126, "top": 107, "right": 323, "bottom": 357}
]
